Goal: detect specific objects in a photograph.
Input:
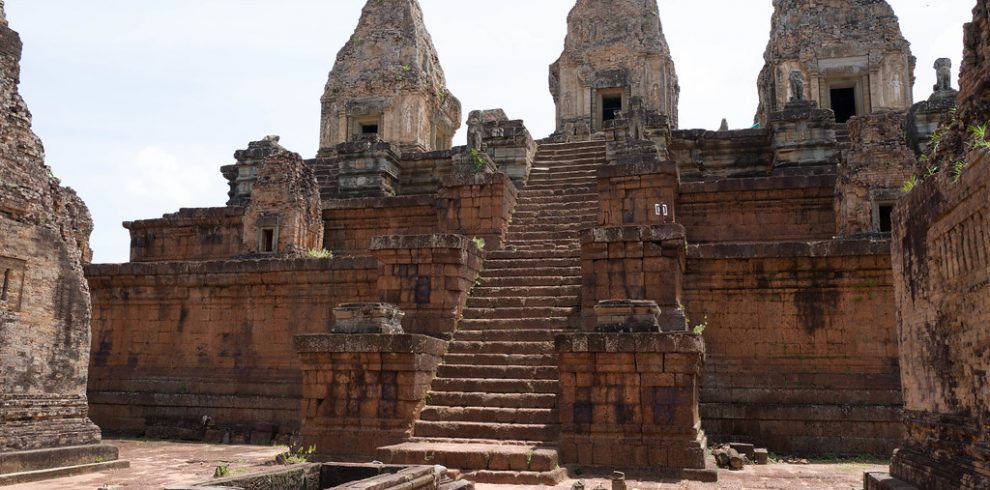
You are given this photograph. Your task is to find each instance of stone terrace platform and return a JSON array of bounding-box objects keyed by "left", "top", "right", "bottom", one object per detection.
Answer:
[{"left": 7, "top": 439, "right": 887, "bottom": 490}]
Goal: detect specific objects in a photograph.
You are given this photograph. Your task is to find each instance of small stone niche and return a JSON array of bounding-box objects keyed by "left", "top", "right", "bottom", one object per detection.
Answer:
[{"left": 0, "top": 257, "right": 25, "bottom": 313}]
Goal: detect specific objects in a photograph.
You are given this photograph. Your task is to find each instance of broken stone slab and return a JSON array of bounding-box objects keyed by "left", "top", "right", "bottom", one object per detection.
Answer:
[
  {"left": 332, "top": 303, "right": 405, "bottom": 334},
  {"left": 754, "top": 448, "right": 769, "bottom": 465},
  {"left": 729, "top": 443, "right": 756, "bottom": 460}
]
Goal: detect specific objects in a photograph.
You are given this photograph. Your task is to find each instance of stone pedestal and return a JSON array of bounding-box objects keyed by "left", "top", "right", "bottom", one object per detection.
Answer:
[
  {"left": 769, "top": 101, "right": 840, "bottom": 174},
  {"left": 370, "top": 234, "right": 483, "bottom": 339},
  {"left": 294, "top": 333, "right": 445, "bottom": 459},
  {"left": 598, "top": 141, "right": 679, "bottom": 227},
  {"left": 466, "top": 109, "right": 537, "bottom": 185},
  {"left": 437, "top": 173, "right": 517, "bottom": 251},
  {"left": 579, "top": 225, "right": 687, "bottom": 331},
  {"left": 335, "top": 141, "right": 401, "bottom": 198},
  {"left": 555, "top": 332, "right": 714, "bottom": 480}
]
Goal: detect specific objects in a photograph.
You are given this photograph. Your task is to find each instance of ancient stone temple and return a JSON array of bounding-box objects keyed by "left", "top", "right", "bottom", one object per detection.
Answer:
[
  {"left": 550, "top": 0, "right": 679, "bottom": 139},
  {"left": 319, "top": 0, "right": 461, "bottom": 155},
  {"left": 80, "top": 0, "right": 972, "bottom": 486},
  {"left": 0, "top": 1, "right": 125, "bottom": 484},
  {"left": 756, "top": 0, "right": 915, "bottom": 126},
  {"left": 867, "top": 2, "right": 990, "bottom": 489}
]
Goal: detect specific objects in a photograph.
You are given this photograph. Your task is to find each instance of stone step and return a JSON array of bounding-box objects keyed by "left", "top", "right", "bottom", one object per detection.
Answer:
[
  {"left": 458, "top": 317, "right": 575, "bottom": 330},
  {"left": 525, "top": 176, "right": 599, "bottom": 186},
  {"left": 447, "top": 340, "right": 557, "bottom": 355},
  {"left": 414, "top": 420, "right": 559, "bottom": 442},
  {"left": 512, "top": 201, "right": 598, "bottom": 211},
  {"left": 533, "top": 152, "right": 605, "bottom": 163},
  {"left": 428, "top": 391, "right": 557, "bottom": 409},
  {"left": 432, "top": 377, "right": 558, "bottom": 394},
  {"left": 453, "top": 329, "right": 567, "bottom": 342},
  {"left": 480, "top": 276, "right": 581, "bottom": 287},
  {"left": 506, "top": 221, "right": 594, "bottom": 231},
  {"left": 524, "top": 182, "right": 598, "bottom": 191},
  {"left": 499, "top": 245, "right": 580, "bottom": 253},
  {"left": 481, "top": 266, "right": 580, "bottom": 278},
  {"left": 437, "top": 364, "right": 559, "bottom": 380},
  {"left": 528, "top": 169, "right": 599, "bottom": 179},
  {"left": 462, "top": 306, "right": 578, "bottom": 320},
  {"left": 461, "top": 468, "right": 568, "bottom": 486},
  {"left": 465, "top": 295, "right": 580, "bottom": 308},
  {"left": 509, "top": 215, "right": 596, "bottom": 225},
  {"left": 518, "top": 186, "right": 596, "bottom": 195},
  {"left": 504, "top": 231, "right": 584, "bottom": 242},
  {"left": 376, "top": 441, "right": 561, "bottom": 475},
  {"left": 444, "top": 353, "right": 556, "bottom": 366},
  {"left": 421, "top": 406, "right": 557, "bottom": 425},
  {"left": 470, "top": 286, "right": 581, "bottom": 298},
  {"left": 484, "top": 258, "right": 581, "bottom": 269},
  {"left": 517, "top": 187, "right": 596, "bottom": 198},
  {"left": 486, "top": 249, "right": 580, "bottom": 259}
]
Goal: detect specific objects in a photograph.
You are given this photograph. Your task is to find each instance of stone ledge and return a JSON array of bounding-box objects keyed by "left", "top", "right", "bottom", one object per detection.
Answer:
[
  {"left": 555, "top": 332, "right": 704, "bottom": 355},
  {"left": 680, "top": 174, "right": 836, "bottom": 194},
  {"left": 598, "top": 160, "right": 678, "bottom": 178},
  {"left": 688, "top": 239, "right": 891, "bottom": 259},
  {"left": 85, "top": 255, "right": 378, "bottom": 278},
  {"left": 441, "top": 172, "right": 515, "bottom": 189},
  {"left": 124, "top": 206, "right": 245, "bottom": 229},
  {"left": 294, "top": 333, "right": 446, "bottom": 356},
  {"left": 0, "top": 445, "right": 128, "bottom": 486},
  {"left": 864, "top": 472, "right": 921, "bottom": 490},
  {"left": 370, "top": 234, "right": 473, "bottom": 251},
  {"left": 323, "top": 194, "right": 437, "bottom": 210},
  {"left": 579, "top": 224, "right": 686, "bottom": 244}
]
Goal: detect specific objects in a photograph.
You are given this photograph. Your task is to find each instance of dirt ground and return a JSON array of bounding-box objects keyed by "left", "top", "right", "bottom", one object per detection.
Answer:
[{"left": 10, "top": 440, "right": 884, "bottom": 490}]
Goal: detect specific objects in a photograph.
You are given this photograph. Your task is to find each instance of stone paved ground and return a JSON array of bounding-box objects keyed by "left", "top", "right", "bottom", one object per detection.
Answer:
[
  {"left": 10, "top": 439, "right": 885, "bottom": 490},
  {"left": 6, "top": 439, "right": 285, "bottom": 490}
]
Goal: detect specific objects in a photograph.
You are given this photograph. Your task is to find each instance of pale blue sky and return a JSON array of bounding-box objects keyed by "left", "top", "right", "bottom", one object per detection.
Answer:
[{"left": 5, "top": 0, "right": 975, "bottom": 263}]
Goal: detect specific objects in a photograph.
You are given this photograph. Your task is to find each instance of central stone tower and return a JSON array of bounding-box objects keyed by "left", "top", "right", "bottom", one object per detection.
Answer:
[
  {"left": 756, "top": 0, "right": 915, "bottom": 126},
  {"left": 550, "top": 0, "right": 679, "bottom": 141},
  {"left": 319, "top": 0, "right": 461, "bottom": 155}
]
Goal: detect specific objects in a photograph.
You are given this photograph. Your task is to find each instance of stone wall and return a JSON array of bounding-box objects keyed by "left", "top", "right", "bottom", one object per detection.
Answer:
[
  {"left": 679, "top": 176, "right": 836, "bottom": 243},
  {"left": 86, "top": 257, "right": 379, "bottom": 441},
  {"left": 557, "top": 333, "right": 709, "bottom": 472},
  {"left": 684, "top": 241, "right": 903, "bottom": 454},
  {"left": 323, "top": 197, "right": 438, "bottom": 252},
  {"left": 1, "top": 3, "right": 122, "bottom": 479},
  {"left": 125, "top": 208, "right": 245, "bottom": 262},
  {"left": 295, "top": 334, "right": 445, "bottom": 458},
  {"left": 670, "top": 129, "right": 772, "bottom": 181},
  {"left": 873, "top": 3, "right": 990, "bottom": 486},
  {"left": 887, "top": 153, "right": 989, "bottom": 489}
]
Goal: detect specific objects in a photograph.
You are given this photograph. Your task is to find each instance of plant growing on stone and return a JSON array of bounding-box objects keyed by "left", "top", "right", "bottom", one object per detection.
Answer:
[
  {"left": 214, "top": 464, "right": 231, "bottom": 478},
  {"left": 307, "top": 248, "right": 334, "bottom": 259},
  {"left": 902, "top": 175, "right": 920, "bottom": 193},
  {"left": 968, "top": 123, "right": 990, "bottom": 150},
  {"left": 471, "top": 237, "right": 486, "bottom": 252},
  {"left": 952, "top": 160, "right": 969, "bottom": 183},
  {"left": 692, "top": 316, "right": 709, "bottom": 335},
  {"left": 276, "top": 443, "right": 316, "bottom": 465},
  {"left": 469, "top": 148, "right": 487, "bottom": 173}
]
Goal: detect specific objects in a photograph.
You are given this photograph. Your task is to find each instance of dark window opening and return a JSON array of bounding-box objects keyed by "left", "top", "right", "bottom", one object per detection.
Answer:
[
  {"left": 1, "top": 269, "right": 9, "bottom": 304},
  {"left": 602, "top": 96, "right": 622, "bottom": 122},
  {"left": 361, "top": 124, "right": 379, "bottom": 135},
  {"left": 260, "top": 229, "right": 276, "bottom": 253},
  {"left": 830, "top": 87, "right": 857, "bottom": 123},
  {"left": 879, "top": 206, "right": 894, "bottom": 233}
]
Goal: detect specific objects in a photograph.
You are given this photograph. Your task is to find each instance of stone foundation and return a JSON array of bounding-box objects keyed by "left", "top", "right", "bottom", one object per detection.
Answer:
[
  {"left": 556, "top": 332, "right": 714, "bottom": 480},
  {"left": 295, "top": 333, "right": 445, "bottom": 459}
]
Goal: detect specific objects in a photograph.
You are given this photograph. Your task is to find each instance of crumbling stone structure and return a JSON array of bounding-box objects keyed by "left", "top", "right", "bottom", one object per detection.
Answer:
[
  {"left": 757, "top": 0, "right": 915, "bottom": 126},
  {"left": 80, "top": 0, "right": 976, "bottom": 485},
  {"left": 318, "top": 0, "right": 461, "bottom": 155},
  {"left": 867, "top": 1, "right": 990, "bottom": 488},
  {"left": 550, "top": 0, "right": 679, "bottom": 140},
  {"left": 0, "top": 3, "right": 125, "bottom": 484}
]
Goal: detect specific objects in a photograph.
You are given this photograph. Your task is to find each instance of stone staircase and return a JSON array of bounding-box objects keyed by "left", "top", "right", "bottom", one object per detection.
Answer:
[{"left": 377, "top": 140, "right": 607, "bottom": 484}]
